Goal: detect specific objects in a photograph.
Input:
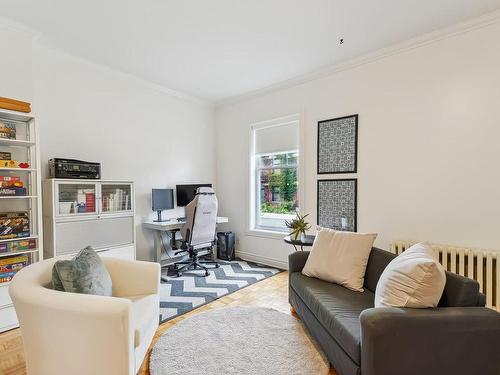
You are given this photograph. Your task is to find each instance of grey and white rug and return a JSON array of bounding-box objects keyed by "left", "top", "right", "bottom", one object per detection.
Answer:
[
  {"left": 159, "top": 260, "right": 281, "bottom": 323},
  {"left": 150, "top": 306, "right": 329, "bottom": 375}
]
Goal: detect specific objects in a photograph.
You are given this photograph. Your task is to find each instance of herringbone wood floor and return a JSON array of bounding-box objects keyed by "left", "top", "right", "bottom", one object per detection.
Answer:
[{"left": 0, "top": 272, "right": 337, "bottom": 375}]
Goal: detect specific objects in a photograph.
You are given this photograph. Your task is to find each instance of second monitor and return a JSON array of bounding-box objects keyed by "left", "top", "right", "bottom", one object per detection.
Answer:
[{"left": 176, "top": 183, "right": 212, "bottom": 206}]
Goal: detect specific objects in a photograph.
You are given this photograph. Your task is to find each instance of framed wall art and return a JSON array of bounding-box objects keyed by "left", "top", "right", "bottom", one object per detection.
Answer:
[
  {"left": 317, "top": 179, "right": 357, "bottom": 232},
  {"left": 317, "top": 114, "right": 358, "bottom": 174}
]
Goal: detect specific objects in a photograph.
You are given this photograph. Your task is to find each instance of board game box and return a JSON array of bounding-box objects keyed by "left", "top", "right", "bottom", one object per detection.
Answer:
[{"left": 0, "top": 212, "right": 30, "bottom": 240}]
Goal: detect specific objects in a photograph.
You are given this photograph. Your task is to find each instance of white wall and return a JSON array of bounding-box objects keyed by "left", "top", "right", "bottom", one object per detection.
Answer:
[
  {"left": 0, "top": 22, "right": 215, "bottom": 262},
  {"left": 215, "top": 21, "right": 500, "bottom": 268},
  {"left": 33, "top": 45, "right": 215, "bottom": 261},
  {"left": 0, "top": 24, "right": 33, "bottom": 102}
]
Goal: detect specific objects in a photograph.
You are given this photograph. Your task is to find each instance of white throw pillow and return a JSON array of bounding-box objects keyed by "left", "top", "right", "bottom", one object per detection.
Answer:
[
  {"left": 302, "top": 228, "right": 377, "bottom": 292},
  {"left": 375, "top": 243, "right": 446, "bottom": 308}
]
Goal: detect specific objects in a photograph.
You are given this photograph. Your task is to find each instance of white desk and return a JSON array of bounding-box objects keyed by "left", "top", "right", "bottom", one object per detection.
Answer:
[{"left": 143, "top": 217, "right": 229, "bottom": 265}]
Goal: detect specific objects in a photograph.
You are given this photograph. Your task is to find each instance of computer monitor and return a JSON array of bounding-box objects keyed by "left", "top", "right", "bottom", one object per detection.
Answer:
[
  {"left": 176, "top": 184, "right": 212, "bottom": 206},
  {"left": 152, "top": 188, "right": 174, "bottom": 222}
]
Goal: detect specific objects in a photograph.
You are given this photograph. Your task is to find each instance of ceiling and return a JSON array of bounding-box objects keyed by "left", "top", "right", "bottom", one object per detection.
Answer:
[{"left": 1, "top": 0, "right": 500, "bottom": 102}]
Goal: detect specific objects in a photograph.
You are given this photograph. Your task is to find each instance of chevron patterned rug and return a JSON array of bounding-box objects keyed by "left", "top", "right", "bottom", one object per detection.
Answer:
[{"left": 159, "top": 260, "right": 282, "bottom": 323}]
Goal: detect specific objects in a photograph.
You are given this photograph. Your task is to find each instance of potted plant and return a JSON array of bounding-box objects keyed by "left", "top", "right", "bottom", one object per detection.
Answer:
[{"left": 285, "top": 213, "right": 311, "bottom": 241}]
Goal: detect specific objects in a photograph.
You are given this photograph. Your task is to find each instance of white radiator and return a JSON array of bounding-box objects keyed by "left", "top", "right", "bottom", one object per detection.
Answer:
[{"left": 391, "top": 241, "right": 499, "bottom": 312}]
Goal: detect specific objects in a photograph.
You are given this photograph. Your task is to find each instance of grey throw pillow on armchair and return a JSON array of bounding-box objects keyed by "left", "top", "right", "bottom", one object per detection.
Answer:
[{"left": 52, "top": 246, "right": 112, "bottom": 296}]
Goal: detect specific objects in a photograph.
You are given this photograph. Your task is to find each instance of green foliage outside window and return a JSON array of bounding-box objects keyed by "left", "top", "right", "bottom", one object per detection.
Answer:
[
  {"left": 261, "top": 201, "right": 296, "bottom": 214},
  {"left": 280, "top": 169, "right": 297, "bottom": 202}
]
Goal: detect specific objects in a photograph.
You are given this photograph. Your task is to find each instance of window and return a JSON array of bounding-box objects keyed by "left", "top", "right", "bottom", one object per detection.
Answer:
[{"left": 250, "top": 115, "right": 300, "bottom": 233}]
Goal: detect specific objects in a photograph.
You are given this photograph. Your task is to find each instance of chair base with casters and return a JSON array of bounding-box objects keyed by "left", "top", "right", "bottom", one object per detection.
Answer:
[{"left": 171, "top": 245, "right": 219, "bottom": 277}]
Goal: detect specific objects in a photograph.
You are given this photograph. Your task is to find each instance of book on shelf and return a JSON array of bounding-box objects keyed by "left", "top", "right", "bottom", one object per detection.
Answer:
[{"left": 103, "top": 188, "right": 130, "bottom": 212}]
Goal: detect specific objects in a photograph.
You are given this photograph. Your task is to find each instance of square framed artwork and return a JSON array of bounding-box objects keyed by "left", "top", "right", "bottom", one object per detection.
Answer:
[
  {"left": 317, "top": 179, "right": 357, "bottom": 232},
  {"left": 317, "top": 114, "right": 358, "bottom": 174}
]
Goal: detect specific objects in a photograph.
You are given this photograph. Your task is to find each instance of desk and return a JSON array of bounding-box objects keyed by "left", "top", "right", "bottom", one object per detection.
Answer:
[{"left": 143, "top": 217, "right": 229, "bottom": 266}]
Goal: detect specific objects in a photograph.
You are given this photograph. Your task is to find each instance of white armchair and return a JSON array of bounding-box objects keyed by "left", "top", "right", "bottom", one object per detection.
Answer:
[{"left": 9, "top": 256, "right": 160, "bottom": 375}]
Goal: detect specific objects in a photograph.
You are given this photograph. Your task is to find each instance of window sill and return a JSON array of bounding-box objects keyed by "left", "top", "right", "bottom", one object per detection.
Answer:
[{"left": 245, "top": 228, "right": 288, "bottom": 240}]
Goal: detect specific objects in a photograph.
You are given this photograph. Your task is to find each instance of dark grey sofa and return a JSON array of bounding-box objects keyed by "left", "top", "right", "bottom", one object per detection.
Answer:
[{"left": 288, "top": 247, "right": 500, "bottom": 375}]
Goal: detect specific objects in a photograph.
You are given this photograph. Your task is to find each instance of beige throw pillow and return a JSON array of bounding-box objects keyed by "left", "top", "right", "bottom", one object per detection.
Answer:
[
  {"left": 375, "top": 243, "right": 446, "bottom": 308},
  {"left": 302, "top": 228, "right": 377, "bottom": 292}
]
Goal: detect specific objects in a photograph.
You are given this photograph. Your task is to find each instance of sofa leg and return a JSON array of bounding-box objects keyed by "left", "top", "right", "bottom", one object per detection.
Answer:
[{"left": 289, "top": 304, "right": 297, "bottom": 315}]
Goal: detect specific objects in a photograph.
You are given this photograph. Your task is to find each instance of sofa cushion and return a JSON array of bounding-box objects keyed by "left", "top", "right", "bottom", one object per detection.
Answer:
[
  {"left": 364, "top": 248, "right": 482, "bottom": 307},
  {"left": 126, "top": 294, "right": 158, "bottom": 348},
  {"left": 375, "top": 243, "right": 446, "bottom": 308},
  {"left": 290, "top": 272, "right": 374, "bottom": 364},
  {"left": 302, "top": 229, "right": 377, "bottom": 292}
]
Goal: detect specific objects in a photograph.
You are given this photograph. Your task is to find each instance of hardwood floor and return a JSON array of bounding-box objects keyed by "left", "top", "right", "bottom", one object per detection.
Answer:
[{"left": 0, "top": 272, "right": 337, "bottom": 375}]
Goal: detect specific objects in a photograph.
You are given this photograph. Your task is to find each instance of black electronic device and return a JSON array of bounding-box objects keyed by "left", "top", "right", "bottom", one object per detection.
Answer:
[
  {"left": 49, "top": 158, "right": 101, "bottom": 179},
  {"left": 175, "top": 184, "right": 212, "bottom": 206},
  {"left": 152, "top": 189, "right": 174, "bottom": 222}
]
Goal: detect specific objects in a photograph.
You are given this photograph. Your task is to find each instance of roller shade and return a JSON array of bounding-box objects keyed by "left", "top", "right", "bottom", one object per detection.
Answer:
[{"left": 254, "top": 121, "right": 299, "bottom": 155}]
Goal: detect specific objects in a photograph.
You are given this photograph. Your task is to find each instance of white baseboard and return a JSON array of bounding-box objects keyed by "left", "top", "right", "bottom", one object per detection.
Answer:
[{"left": 236, "top": 250, "right": 288, "bottom": 270}]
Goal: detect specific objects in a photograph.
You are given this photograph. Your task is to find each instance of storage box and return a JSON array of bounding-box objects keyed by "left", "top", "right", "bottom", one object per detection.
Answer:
[
  {"left": 0, "top": 121, "right": 16, "bottom": 139},
  {"left": 0, "top": 160, "right": 16, "bottom": 168},
  {"left": 0, "top": 212, "right": 30, "bottom": 240},
  {"left": 0, "top": 181, "right": 23, "bottom": 188},
  {"left": 0, "top": 152, "right": 11, "bottom": 160},
  {"left": 0, "top": 176, "right": 20, "bottom": 182},
  {"left": 0, "top": 238, "right": 36, "bottom": 254},
  {"left": 0, "top": 187, "right": 27, "bottom": 196},
  {"left": 0, "top": 254, "right": 29, "bottom": 283}
]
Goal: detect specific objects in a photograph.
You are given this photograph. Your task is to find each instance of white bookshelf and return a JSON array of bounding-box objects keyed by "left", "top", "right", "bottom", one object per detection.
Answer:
[{"left": 0, "top": 109, "right": 43, "bottom": 333}]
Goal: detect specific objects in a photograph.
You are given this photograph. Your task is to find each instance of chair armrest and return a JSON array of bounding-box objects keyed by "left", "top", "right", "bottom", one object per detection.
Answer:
[
  {"left": 360, "top": 307, "right": 500, "bottom": 375},
  {"left": 288, "top": 251, "right": 310, "bottom": 273},
  {"left": 102, "top": 257, "right": 161, "bottom": 297},
  {"left": 10, "top": 284, "right": 135, "bottom": 375}
]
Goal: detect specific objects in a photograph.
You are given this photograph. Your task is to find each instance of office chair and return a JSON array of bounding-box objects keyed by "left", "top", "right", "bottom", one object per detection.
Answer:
[{"left": 173, "top": 187, "right": 219, "bottom": 277}]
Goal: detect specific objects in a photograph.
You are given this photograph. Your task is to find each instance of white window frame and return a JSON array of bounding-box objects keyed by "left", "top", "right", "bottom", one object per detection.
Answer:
[{"left": 247, "top": 113, "right": 304, "bottom": 238}]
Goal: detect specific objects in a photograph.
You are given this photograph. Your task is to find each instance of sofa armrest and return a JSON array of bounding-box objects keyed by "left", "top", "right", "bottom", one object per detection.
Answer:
[
  {"left": 102, "top": 257, "right": 161, "bottom": 297},
  {"left": 288, "top": 251, "right": 310, "bottom": 273},
  {"left": 360, "top": 307, "right": 500, "bottom": 375}
]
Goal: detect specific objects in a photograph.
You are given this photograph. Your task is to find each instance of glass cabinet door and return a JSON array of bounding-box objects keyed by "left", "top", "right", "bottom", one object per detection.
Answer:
[
  {"left": 57, "top": 183, "right": 97, "bottom": 216},
  {"left": 100, "top": 183, "right": 132, "bottom": 214}
]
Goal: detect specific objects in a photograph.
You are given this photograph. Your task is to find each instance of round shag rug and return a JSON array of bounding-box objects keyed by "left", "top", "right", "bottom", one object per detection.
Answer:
[{"left": 149, "top": 306, "right": 329, "bottom": 375}]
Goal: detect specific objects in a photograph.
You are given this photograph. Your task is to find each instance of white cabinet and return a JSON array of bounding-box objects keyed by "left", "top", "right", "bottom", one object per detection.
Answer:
[
  {"left": 0, "top": 109, "right": 43, "bottom": 333},
  {"left": 43, "top": 179, "right": 136, "bottom": 260}
]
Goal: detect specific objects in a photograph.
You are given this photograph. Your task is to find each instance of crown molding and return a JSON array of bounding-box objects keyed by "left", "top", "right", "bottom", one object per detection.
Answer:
[
  {"left": 33, "top": 41, "right": 213, "bottom": 106},
  {"left": 0, "top": 16, "right": 211, "bottom": 106},
  {"left": 216, "top": 9, "right": 500, "bottom": 108},
  {"left": 0, "top": 17, "right": 40, "bottom": 39}
]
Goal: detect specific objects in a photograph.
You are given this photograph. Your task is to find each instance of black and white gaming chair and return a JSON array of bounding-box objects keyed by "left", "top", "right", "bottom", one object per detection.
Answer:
[{"left": 174, "top": 187, "right": 219, "bottom": 277}]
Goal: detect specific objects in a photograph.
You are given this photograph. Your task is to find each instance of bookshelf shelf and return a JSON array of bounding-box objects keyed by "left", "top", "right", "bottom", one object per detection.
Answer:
[
  {"left": 0, "top": 249, "right": 39, "bottom": 258},
  {"left": 0, "top": 108, "right": 42, "bottom": 333},
  {"left": 0, "top": 236, "right": 39, "bottom": 244},
  {"left": 0, "top": 167, "right": 36, "bottom": 172},
  {"left": 0, "top": 138, "right": 35, "bottom": 147},
  {"left": 0, "top": 195, "right": 38, "bottom": 199}
]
